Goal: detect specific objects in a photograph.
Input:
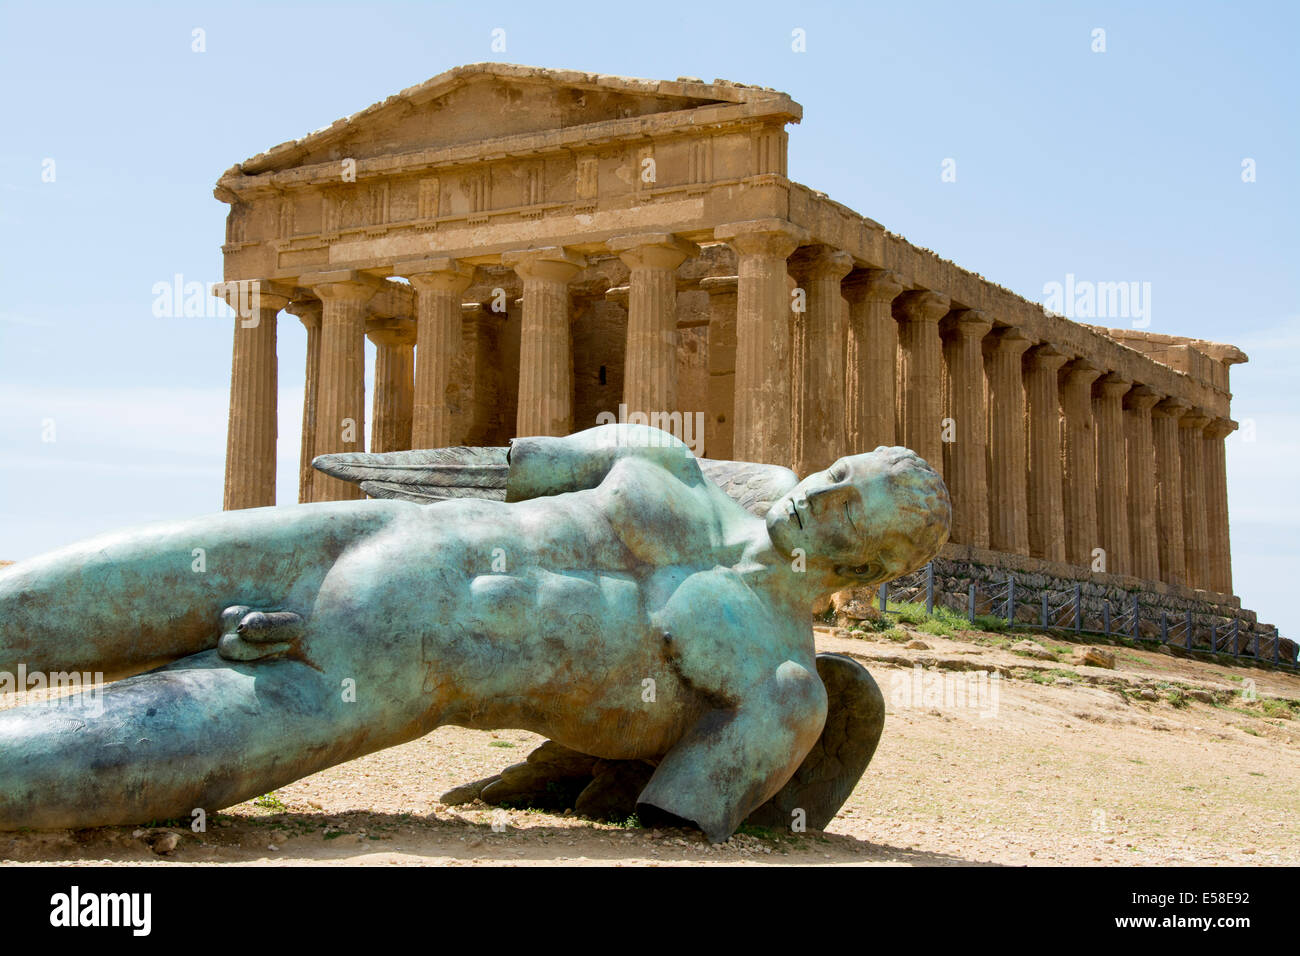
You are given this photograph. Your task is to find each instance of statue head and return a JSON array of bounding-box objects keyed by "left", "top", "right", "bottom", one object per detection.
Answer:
[{"left": 765, "top": 447, "right": 951, "bottom": 590}]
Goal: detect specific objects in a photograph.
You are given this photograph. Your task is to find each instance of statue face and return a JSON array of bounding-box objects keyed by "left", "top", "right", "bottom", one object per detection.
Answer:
[{"left": 765, "top": 447, "right": 951, "bottom": 586}]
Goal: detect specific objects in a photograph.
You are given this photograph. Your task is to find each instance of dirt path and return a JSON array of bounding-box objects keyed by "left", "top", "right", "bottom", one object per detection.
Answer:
[{"left": 3, "top": 625, "right": 1296, "bottom": 866}]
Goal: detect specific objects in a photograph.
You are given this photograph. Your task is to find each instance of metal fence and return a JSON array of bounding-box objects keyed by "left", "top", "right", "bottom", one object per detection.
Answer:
[{"left": 873, "top": 563, "right": 1297, "bottom": 670}]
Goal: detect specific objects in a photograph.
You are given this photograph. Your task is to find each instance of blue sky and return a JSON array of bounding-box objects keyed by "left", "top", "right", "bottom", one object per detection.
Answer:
[{"left": 1, "top": 1, "right": 1296, "bottom": 634}]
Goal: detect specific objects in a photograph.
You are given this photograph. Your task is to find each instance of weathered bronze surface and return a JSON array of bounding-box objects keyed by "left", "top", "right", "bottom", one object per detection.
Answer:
[{"left": 0, "top": 424, "right": 948, "bottom": 842}]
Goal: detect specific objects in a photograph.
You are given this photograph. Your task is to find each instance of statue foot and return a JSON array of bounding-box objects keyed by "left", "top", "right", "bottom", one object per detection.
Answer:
[{"left": 216, "top": 606, "right": 304, "bottom": 662}]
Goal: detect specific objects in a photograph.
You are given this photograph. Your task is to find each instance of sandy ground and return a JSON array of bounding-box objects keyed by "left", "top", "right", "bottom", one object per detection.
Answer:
[{"left": 2, "top": 624, "right": 1296, "bottom": 866}]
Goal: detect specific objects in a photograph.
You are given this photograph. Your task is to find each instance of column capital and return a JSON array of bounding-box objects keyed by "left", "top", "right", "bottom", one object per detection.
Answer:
[
  {"left": 214, "top": 278, "right": 293, "bottom": 316},
  {"left": 714, "top": 219, "right": 809, "bottom": 258},
  {"left": 502, "top": 246, "right": 587, "bottom": 283},
  {"left": 1203, "top": 417, "right": 1237, "bottom": 440},
  {"left": 1153, "top": 396, "right": 1190, "bottom": 419},
  {"left": 301, "top": 269, "right": 388, "bottom": 304},
  {"left": 892, "top": 289, "right": 950, "bottom": 324},
  {"left": 787, "top": 244, "right": 853, "bottom": 282},
  {"left": 607, "top": 233, "right": 699, "bottom": 271},
  {"left": 1093, "top": 372, "right": 1132, "bottom": 400},
  {"left": 393, "top": 256, "right": 476, "bottom": 293},
  {"left": 1179, "top": 408, "right": 1211, "bottom": 430},
  {"left": 1061, "top": 357, "right": 1104, "bottom": 389},
  {"left": 365, "top": 316, "right": 417, "bottom": 348},
  {"left": 1025, "top": 343, "right": 1069, "bottom": 371},
  {"left": 943, "top": 308, "right": 993, "bottom": 339},
  {"left": 985, "top": 325, "right": 1033, "bottom": 357},
  {"left": 1123, "top": 384, "right": 1163, "bottom": 412},
  {"left": 286, "top": 298, "right": 322, "bottom": 329},
  {"left": 842, "top": 268, "right": 904, "bottom": 304}
]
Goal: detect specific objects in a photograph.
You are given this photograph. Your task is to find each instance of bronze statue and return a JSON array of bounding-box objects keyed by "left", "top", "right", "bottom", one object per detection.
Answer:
[{"left": 0, "top": 424, "right": 949, "bottom": 842}]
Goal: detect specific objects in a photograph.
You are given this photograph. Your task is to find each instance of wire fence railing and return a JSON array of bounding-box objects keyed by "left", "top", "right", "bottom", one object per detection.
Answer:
[{"left": 872, "top": 563, "right": 1297, "bottom": 670}]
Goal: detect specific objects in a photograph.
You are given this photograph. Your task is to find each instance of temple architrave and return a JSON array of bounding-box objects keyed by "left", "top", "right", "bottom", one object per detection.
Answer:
[{"left": 214, "top": 64, "right": 1249, "bottom": 615}]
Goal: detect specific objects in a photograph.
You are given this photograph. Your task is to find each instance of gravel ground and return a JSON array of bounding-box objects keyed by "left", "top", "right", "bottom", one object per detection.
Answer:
[{"left": 2, "top": 625, "right": 1296, "bottom": 866}]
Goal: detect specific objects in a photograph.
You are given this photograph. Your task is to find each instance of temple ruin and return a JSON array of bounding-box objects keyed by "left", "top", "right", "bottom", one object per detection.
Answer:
[{"left": 213, "top": 63, "right": 1257, "bottom": 633}]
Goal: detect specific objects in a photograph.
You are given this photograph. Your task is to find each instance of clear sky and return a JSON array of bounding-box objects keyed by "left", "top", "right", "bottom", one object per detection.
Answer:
[{"left": 1, "top": 1, "right": 1296, "bottom": 635}]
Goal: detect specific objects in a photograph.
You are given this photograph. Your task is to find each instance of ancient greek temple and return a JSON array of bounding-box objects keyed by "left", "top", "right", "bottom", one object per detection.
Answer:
[{"left": 215, "top": 63, "right": 1245, "bottom": 609}]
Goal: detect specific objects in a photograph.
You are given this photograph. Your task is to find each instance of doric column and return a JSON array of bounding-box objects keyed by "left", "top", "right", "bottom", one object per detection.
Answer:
[
  {"left": 701, "top": 276, "right": 738, "bottom": 459},
  {"left": 221, "top": 283, "right": 290, "bottom": 511},
  {"left": 1059, "top": 360, "right": 1102, "bottom": 566},
  {"left": 1024, "top": 344, "right": 1069, "bottom": 562},
  {"left": 286, "top": 299, "right": 322, "bottom": 504},
  {"left": 367, "top": 318, "right": 416, "bottom": 453},
  {"left": 1123, "top": 385, "right": 1162, "bottom": 581},
  {"left": 609, "top": 234, "right": 698, "bottom": 421},
  {"left": 395, "top": 258, "right": 476, "bottom": 449},
  {"left": 1203, "top": 418, "right": 1236, "bottom": 595},
  {"left": 893, "top": 290, "right": 951, "bottom": 476},
  {"left": 307, "top": 272, "right": 381, "bottom": 502},
  {"left": 715, "top": 220, "right": 808, "bottom": 467},
  {"left": 842, "top": 269, "right": 904, "bottom": 454},
  {"left": 940, "top": 309, "right": 992, "bottom": 547},
  {"left": 502, "top": 247, "right": 587, "bottom": 437},
  {"left": 788, "top": 245, "right": 853, "bottom": 475},
  {"left": 1092, "top": 373, "right": 1132, "bottom": 576},
  {"left": 983, "top": 327, "right": 1032, "bottom": 555},
  {"left": 1179, "top": 409, "right": 1211, "bottom": 590},
  {"left": 1152, "top": 398, "right": 1189, "bottom": 586}
]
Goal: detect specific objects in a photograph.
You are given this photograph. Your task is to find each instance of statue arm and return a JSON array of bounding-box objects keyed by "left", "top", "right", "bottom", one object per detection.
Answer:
[
  {"left": 634, "top": 661, "right": 828, "bottom": 843},
  {"left": 504, "top": 423, "right": 701, "bottom": 502}
]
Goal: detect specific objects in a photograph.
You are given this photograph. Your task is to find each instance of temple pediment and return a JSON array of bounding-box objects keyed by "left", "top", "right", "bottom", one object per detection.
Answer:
[{"left": 220, "top": 63, "right": 800, "bottom": 189}]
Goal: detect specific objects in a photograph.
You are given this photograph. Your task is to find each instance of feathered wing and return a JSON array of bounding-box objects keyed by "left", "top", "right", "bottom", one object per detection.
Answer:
[
  {"left": 312, "top": 446, "right": 798, "bottom": 517},
  {"left": 312, "top": 447, "right": 508, "bottom": 503}
]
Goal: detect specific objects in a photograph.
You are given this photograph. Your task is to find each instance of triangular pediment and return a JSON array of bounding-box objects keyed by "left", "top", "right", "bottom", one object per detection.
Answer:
[{"left": 231, "top": 63, "right": 799, "bottom": 177}]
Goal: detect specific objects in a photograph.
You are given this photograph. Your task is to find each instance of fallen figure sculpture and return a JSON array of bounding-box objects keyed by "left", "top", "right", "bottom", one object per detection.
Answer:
[{"left": 0, "top": 423, "right": 949, "bottom": 842}]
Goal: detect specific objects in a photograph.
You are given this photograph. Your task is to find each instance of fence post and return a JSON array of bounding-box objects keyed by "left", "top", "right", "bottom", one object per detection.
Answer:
[
  {"left": 1210, "top": 621, "right": 1218, "bottom": 654},
  {"left": 925, "top": 562, "right": 935, "bottom": 615},
  {"left": 1185, "top": 610, "right": 1193, "bottom": 651},
  {"left": 1131, "top": 593, "right": 1140, "bottom": 640},
  {"left": 1074, "top": 584, "right": 1082, "bottom": 635},
  {"left": 1232, "top": 619, "right": 1241, "bottom": 656},
  {"left": 878, "top": 582, "right": 888, "bottom": 616},
  {"left": 1275, "top": 627, "right": 1281, "bottom": 666},
  {"left": 1041, "top": 592, "right": 1049, "bottom": 629},
  {"left": 968, "top": 583, "right": 976, "bottom": 624},
  {"left": 1103, "top": 602, "right": 1110, "bottom": 637},
  {"left": 1161, "top": 611, "right": 1168, "bottom": 644},
  {"left": 1006, "top": 575, "right": 1015, "bottom": 627}
]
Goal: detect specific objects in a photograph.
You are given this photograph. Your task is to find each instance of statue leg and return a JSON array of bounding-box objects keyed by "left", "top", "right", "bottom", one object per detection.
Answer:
[
  {"left": 0, "top": 500, "right": 404, "bottom": 681},
  {"left": 0, "top": 648, "right": 434, "bottom": 831}
]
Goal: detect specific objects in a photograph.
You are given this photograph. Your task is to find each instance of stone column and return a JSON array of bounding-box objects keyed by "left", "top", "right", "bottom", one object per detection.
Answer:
[
  {"left": 940, "top": 309, "right": 992, "bottom": 547},
  {"left": 286, "top": 299, "right": 322, "bottom": 504},
  {"left": 1092, "top": 373, "right": 1132, "bottom": 576},
  {"left": 395, "top": 258, "right": 476, "bottom": 449},
  {"left": 842, "top": 269, "right": 904, "bottom": 455},
  {"left": 307, "top": 273, "right": 380, "bottom": 502},
  {"left": 983, "top": 327, "right": 1032, "bottom": 555},
  {"left": 1179, "top": 410, "right": 1211, "bottom": 590},
  {"left": 788, "top": 245, "right": 853, "bottom": 475},
  {"left": 1152, "top": 398, "right": 1189, "bottom": 586},
  {"left": 1024, "top": 344, "right": 1069, "bottom": 562},
  {"left": 715, "top": 220, "right": 808, "bottom": 467},
  {"left": 222, "top": 284, "right": 289, "bottom": 510},
  {"left": 609, "top": 234, "right": 698, "bottom": 421},
  {"left": 1123, "top": 385, "right": 1162, "bottom": 582},
  {"left": 367, "top": 318, "right": 416, "bottom": 453},
  {"left": 1202, "top": 418, "right": 1236, "bottom": 595},
  {"left": 701, "top": 276, "right": 738, "bottom": 459},
  {"left": 1059, "top": 360, "right": 1102, "bottom": 567},
  {"left": 503, "top": 247, "right": 587, "bottom": 437},
  {"left": 893, "top": 290, "right": 951, "bottom": 477}
]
